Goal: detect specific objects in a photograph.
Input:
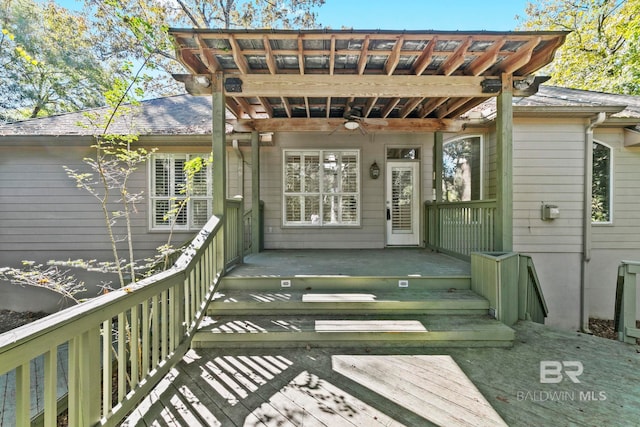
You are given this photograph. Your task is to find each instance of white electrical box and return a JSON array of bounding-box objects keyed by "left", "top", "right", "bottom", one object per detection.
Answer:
[{"left": 541, "top": 204, "right": 560, "bottom": 221}]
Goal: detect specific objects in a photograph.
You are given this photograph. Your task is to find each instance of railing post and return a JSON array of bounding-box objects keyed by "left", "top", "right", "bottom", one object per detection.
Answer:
[
  {"left": 622, "top": 263, "right": 638, "bottom": 344},
  {"left": 212, "top": 72, "right": 227, "bottom": 273},
  {"left": 251, "top": 131, "right": 261, "bottom": 254},
  {"left": 434, "top": 133, "right": 443, "bottom": 249}
]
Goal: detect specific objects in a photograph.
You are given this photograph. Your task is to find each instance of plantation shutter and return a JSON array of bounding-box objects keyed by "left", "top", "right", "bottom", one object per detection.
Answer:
[
  {"left": 283, "top": 150, "right": 359, "bottom": 226},
  {"left": 391, "top": 167, "right": 414, "bottom": 232}
]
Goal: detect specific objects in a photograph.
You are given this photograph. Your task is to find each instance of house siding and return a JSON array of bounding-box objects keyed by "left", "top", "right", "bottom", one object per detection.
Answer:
[
  {"left": 511, "top": 118, "right": 585, "bottom": 329},
  {"left": 510, "top": 119, "right": 640, "bottom": 328},
  {"left": 259, "top": 133, "right": 434, "bottom": 249},
  {"left": 0, "top": 139, "right": 212, "bottom": 308},
  {"left": 588, "top": 129, "right": 640, "bottom": 319}
]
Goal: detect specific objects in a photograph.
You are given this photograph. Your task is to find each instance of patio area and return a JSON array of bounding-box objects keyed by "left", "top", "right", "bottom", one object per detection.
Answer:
[
  {"left": 227, "top": 249, "right": 471, "bottom": 278},
  {"left": 123, "top": 321, "right": 640, "bottom": 426}
]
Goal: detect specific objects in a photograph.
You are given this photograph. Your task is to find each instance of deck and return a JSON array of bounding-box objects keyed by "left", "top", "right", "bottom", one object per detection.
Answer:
[
  {"left": 123, "top": 321, "right": 640, "bottom": 426},
  {"left": 225, "top": 249, "right": 471, "bottom": 278}
]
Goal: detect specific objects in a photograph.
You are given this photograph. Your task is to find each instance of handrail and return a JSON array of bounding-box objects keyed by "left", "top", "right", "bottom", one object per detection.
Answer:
[
  {"left": 614, "top": 260, "right": 640, "bottom": 344},
  {"left": 226, "top": 198, "right": 244, "bottom": 268},
  {"left": 471, "top": 252, "right": 548, "bottom": 326},
  {"left": 518, "top": 255, "right": 549, "bottom": 324},
  {"left": 0, "top": 215, "right": 225, "bottom": 426},
  {"left": 425, "top": 199, "right": 497, "bottom": 259}
]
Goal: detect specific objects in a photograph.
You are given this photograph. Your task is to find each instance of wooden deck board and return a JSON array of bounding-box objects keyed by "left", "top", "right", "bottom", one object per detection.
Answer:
[
  {"left": 123, "top": 321, "right": 640, "bottom": 426},
  {"left": 225, "top": 249, "right": 471, "bottom": 278}
]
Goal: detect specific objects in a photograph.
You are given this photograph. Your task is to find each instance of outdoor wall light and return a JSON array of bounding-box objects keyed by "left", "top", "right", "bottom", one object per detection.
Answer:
[
  {"left": 194, "top": 75, "right": 211, "bottom": 87},
  {"left": 369, "top": 161, "right": 380, "bottom": 179},
  {"left": 224, "top": 77, "right": 243, "bottom": 93}
]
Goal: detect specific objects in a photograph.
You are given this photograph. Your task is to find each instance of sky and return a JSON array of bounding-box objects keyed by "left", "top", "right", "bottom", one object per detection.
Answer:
[
  {"left": 54, "top": 0, "right": 532, "bottom": 31},
  {"left": 316, "top": 0, "right": 530, "bottom": 31}
]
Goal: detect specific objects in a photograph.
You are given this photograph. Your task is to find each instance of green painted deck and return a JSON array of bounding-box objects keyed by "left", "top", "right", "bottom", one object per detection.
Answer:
[
  {"left": 225, "top": 249, "right": 472, "bottom": 278},
  {"left": 123, "top": 321, "right": 640, "bottom": 426}
]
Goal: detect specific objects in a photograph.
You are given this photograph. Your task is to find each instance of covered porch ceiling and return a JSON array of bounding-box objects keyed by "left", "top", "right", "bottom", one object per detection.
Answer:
[{"left": 168, "top": 29, "right": 568, "bottom": 133}]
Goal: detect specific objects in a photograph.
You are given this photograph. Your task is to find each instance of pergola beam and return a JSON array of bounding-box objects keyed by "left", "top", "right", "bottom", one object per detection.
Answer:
[
  {"left": 226, "top": 74, "right": 492, "bottom": 98},
  {"left": 232, "top": 118, "right": 465, "bottom": 133}
]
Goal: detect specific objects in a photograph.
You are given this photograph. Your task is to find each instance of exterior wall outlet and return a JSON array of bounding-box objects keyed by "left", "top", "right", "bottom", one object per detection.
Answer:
[
  {"left": 541, "top": 204, "right": 560, "bottom": 221},
  {"left": 398, "top": 280, "right": 409, "bottom": 288},
  {"left": 281, "top": 279, "right": 291, "bottom": 288}
]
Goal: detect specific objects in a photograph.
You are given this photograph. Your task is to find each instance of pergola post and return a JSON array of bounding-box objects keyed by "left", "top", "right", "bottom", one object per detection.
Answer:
[
  {"left": 496, "top": 73, "right": 513, "bottom": 252},
  {"left": 212, "top": 72, "right": 227, "bottom": 268},
  {"left": 251, "top": 130, "right": 261, "bottom": 254},
  {"left": 433, "top": 132, "right": 444, "bottom": 248}
]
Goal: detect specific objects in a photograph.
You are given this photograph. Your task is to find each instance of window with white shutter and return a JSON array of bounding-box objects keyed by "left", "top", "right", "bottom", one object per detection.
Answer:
[
  {"left": 283, "top": 150, "right": 360, "bottom": 226},
  {"left": 150, "top": 153, "right": 212, "bottom": 230}
]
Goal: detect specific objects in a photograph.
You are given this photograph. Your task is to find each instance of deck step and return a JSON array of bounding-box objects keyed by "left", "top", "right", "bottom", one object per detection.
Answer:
[
  {"left": 192, "top": 314, "right": 514, "bottom": 349},
  {"left": 208, "top": 288, "right": 489, "bottom": 315}
]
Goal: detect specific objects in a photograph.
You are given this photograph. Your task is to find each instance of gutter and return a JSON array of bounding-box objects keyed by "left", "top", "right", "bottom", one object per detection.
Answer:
[{"left": 581, "top": 112, "right": 606, "bottom": 333}]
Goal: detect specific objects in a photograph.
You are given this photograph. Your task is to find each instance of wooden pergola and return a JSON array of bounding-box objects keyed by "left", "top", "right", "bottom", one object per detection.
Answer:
[{"left": 168, "top": 29, "right": 568, "bottom": 253}]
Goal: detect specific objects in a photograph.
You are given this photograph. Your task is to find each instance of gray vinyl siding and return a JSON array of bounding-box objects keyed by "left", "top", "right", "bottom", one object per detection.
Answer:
[
  {"left": 591, "top": 129, "right": 640, "bottom": 249},
  {"left": 512, "top": 118, "right": 586, "bottom": 254},
  {"left": 259, "top": 132, "right": 433, "bottom": 249},
  {"left": 0, "top": 140, "right": 208, "bottom": 271}
]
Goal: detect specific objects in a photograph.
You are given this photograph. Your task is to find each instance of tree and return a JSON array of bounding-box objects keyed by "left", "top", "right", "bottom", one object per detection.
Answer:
[
  {"left": 518, "top": 0, "right": 640, "bottom": 95},
  {"left": 84, "top": 0, "right": 325, "bottom": 91},
  {"left": 0, "top": 0, "right": 114, "bottom": 120}
]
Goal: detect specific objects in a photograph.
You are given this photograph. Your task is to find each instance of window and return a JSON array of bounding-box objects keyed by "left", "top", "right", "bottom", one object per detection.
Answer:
[
  {"left": 442, "top": 135, "right": 482, "bottom": 202},
  {"left": 150, "top": 153, "right": 212, "bottom": 230},
  {"left": 592, "top": 141, "right": 612, "bottom": 223},
  {"left": 283, "top": 150, "right": 360, "bottom": 226},
  {"left": 387, "top": 147, "right": 420, "bottom": 160}
]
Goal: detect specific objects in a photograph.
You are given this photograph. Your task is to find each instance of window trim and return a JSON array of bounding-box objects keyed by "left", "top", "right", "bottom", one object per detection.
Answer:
[
  {"left": 442, "top": 134, "right": 484, "bottom": 202},
  {"left": 591, "top": 140, "right": 613, "bottom": 225},
  {"left": 149, "top": 153, "right": 213, "bottom": 231},
  {"left": 282, "top": 149, "right": 361, "bottom": 227}
]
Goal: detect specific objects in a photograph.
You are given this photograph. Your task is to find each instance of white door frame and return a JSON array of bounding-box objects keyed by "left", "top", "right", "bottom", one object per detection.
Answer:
[{"left": 385, "top": 161, "right": 420, "bottom": 246}]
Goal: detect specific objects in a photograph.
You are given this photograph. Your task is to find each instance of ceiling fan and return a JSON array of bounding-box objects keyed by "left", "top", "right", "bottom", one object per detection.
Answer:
[{"left": 330, "top": 105, "right": 388, "bottom": 135}]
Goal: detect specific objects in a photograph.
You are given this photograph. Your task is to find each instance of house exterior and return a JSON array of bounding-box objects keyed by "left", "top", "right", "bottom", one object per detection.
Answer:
[{"left": 1, "top": 29, "right": 639, "bottom": 331}]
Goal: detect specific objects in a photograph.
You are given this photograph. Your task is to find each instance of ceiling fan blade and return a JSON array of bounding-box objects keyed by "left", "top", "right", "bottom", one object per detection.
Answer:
[{"left": 363, "top": 117, "right": 388, "bottom": 126}]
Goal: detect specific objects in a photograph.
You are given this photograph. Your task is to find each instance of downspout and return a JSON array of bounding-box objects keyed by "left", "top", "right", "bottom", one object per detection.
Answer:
[{"left": 581, "top": 112, "right": 606, "bottom": 333}]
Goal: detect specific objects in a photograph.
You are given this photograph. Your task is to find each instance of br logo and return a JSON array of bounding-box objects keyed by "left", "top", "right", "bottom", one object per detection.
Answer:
[{"left": 540, "top": 361, "right": 583, "bottom": 384}]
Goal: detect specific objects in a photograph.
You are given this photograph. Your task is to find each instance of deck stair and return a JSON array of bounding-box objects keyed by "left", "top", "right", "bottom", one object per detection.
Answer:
[{"left": 192, "top": 277, "right": 515, "bottom": 348}]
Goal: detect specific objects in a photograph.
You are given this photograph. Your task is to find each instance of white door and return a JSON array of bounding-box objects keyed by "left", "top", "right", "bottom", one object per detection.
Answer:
[{"left": 386, "top": 161, "right": 420, "bottom": 246}]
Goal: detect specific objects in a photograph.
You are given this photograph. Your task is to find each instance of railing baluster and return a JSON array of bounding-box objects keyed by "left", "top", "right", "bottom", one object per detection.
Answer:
[
  {"left": 151, "top": 295, "right": 159, "bottom": 367},
  {"left": 142, "top": 300, "right": 150, "bottom": 378},
  {"left": 102, "top": 318, "right": 113, "bottom": 417},
  {"left": 0, "top": 215, "right": 225, "bottom": 427},
  {"left": 161, "top": 290, "right": 169, "bottom": 360},
  {"left": 130, "top": 304, "right": 139, "bottom": 389},
  {"left": 68, "top": 337, "right": 79, "bottom": 426},
  {"left": 117, "top": 312, "right": 126, "bottom": 402},
  {"left": 44, "top": 346, "right": 57, "bottom": 427},
  {"left": 425, "top": 200, "right": 497, "bottom": 258},
  {"left": 15, "top": 361, "right": 30, "bottom": 426}
]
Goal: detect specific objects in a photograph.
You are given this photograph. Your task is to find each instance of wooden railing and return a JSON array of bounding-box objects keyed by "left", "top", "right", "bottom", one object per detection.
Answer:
[
  {"left": 0, "top": 213, "right": 232, "bottom": 426},
  {"left": 518, "top": 255, "right": 549, "bottom": 324},
  {"left": 471, "top": 252, "right": 547, "bottom": 326},
  {"left": 425, "top": 200, "right": 496, "bottom": 258},
  {"left": 614, "top": 260, "right": 640, "bottom": 344},
  {"left": 226, "top": 198, "right": 244, "bottom": 267}
]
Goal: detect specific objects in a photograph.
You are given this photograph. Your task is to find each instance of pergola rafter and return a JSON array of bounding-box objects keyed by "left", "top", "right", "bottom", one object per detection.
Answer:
[{"left": 169, "top": 29, "right": 567, "bottom": 133}]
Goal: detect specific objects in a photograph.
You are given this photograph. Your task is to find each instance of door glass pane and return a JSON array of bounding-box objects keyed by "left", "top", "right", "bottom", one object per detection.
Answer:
[{"left": 392, "top": 168, "right": 413, "bottom": 232}]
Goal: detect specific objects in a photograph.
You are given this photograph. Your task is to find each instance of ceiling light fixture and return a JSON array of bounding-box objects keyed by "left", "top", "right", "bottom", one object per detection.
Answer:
[{"left": 344, "top": 120, "right": 360, "bottom": 130}]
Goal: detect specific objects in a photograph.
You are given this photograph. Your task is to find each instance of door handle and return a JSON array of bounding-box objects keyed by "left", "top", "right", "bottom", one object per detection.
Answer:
[{"left": 386, "top": 208, "right": 391, "bottom": 220}]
